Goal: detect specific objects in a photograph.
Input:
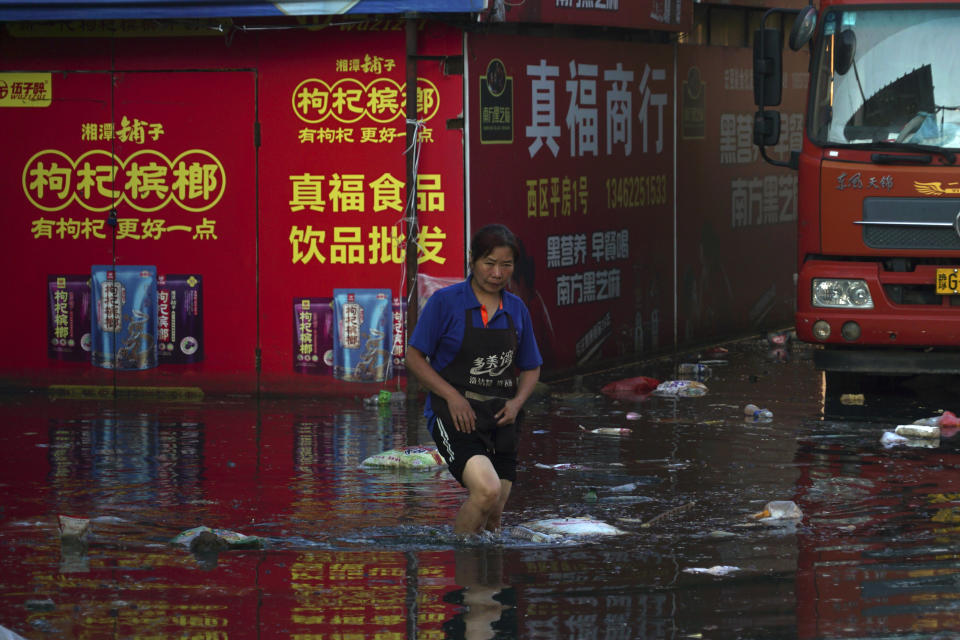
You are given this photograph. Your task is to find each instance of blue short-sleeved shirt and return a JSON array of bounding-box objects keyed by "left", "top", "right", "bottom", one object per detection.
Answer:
[{"left": 409, "top": 276, "right": 543, "bottom": 423}]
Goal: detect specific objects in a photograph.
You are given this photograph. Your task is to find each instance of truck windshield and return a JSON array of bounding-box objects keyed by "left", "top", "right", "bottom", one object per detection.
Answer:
[{"left": 809, "top": 7, "right": 960, "bottom": 149}]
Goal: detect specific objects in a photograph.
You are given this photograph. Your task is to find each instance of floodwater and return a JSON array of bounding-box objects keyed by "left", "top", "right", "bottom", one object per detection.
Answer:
[{"left": 3, "top": 338, "right": 960, "bottom": 639}]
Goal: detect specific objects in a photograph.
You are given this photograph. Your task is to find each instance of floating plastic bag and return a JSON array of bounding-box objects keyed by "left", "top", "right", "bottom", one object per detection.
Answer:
[
  {"left": 683, "top": 565, "right": 739, "bottom": 576},
  {"left": 752, "top": 500, "right": 803, "bottom": 521},
  {"left": 600, "top": 375, "right": 660, "bottom": 398},
  {"left": 512, "top": 517, "right": 626, "bottom": 542},
  {"left": 579, "top": 425, "right": 632, "bottom": 436},
  {"left": 653, "top": 380, "right": 707, "bottom": 397},
  {"left": 361, "top": 445, "right": 446, "bottom": 470},
  {"left": 895, "top": 424, "right": 940, "bottom": 439},
  {"left": 170, "top": 526, "right": 262, "bottom": 550}
]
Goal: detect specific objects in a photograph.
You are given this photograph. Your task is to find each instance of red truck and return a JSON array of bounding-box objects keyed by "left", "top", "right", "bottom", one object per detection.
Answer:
[{"left": 754, "top": 0, "right": 960, "bottom": 381}]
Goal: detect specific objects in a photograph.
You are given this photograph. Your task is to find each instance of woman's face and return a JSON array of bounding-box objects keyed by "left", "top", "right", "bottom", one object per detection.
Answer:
[{"left": 472, "top": 246, "right": 515, "bottom": 296}]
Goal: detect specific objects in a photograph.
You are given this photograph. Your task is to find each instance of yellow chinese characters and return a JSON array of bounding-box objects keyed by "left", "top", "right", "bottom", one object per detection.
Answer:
[
  {"left": 526, "top": 176, "right": 589, "bottom": 218},
  {"left": 335, "top": 55, "right": 398, "bottom": 74},
  {"left": 30, "top": 216, "right": 217, "bottom": 241},
  {"left": 289, "top": 173, "right": 444, "bottom": 214},
  {"left": 23, "top": 148, "right": 225, "bottom": 213},
  {"left": 292, "top": 77, "right": 439, "bottom": 125},
  {"left": 80, "top": 116, "right": 165, "bottom": 143},
  {"left": 289, "top": 225, "right": 446, "bottom": 266}
]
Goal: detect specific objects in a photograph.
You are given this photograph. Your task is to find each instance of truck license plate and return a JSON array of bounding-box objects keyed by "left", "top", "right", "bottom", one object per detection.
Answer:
[{"left": 935, "top": 268, "right": 960, "bottom": 294}]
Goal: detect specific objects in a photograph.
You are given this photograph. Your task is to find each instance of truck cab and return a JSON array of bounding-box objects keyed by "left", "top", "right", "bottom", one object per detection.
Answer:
[{"left": 755, "top": 1, "right": 960, "bottom": 376}]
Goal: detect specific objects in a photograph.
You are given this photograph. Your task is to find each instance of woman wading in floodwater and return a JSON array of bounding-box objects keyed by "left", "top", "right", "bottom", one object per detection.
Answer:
[{"left": 406, "top": 224, "right": 542, "bottom": 536}]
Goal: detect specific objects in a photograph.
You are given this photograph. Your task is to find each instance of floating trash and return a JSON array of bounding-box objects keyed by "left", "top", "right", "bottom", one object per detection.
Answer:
[
  {"left": 511, "top": 517, "right": 627, "bottom": 543},
  {"left": 170, "top": 526, "right": 262, "bottom": 551},
  {"left": 534, "top": 462, "right": 587, "bottom": 471},
  {"left": 684, "top": 565, "right": 739, "bottom": 576},
  {"left": 653, "top": 380, "right": 707, "bottom": 398},
  {"left": 881, "top": 431, "right": 938, "bottom": 449},
  {"left": 895, "top": 424, "right": 940, "bottom": 439},
  {"left": 677, "top": 362, "right": 711, "bottom": 382},
  {"left": 58, "top": 515, "right": 90, "bottom": 543},
  {"left": 361, "top": 445, "right": 446, "bottom": 470},
  {"left": 752, "top": 500, "right": 803, "bottom": 521},
  {"left": 600, "top": 376, "right": 660, "bottom": 401},
  {"left": 579, "top": 425, "right": 632, "bottom": 436}
]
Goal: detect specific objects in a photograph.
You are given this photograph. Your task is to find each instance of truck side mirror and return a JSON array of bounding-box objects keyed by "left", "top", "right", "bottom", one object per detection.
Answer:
[
  {"left": 754, "top": 110, "right": 781, "bottom": 147},
  {"left": 789, "top": 5, "right": 817, "bottom": 51},
  {"left": 835, "top": 29, "right": 856, "bottom": 76},
  {"left": 753, "top": 28, "right": 783, "bottom": 107}
]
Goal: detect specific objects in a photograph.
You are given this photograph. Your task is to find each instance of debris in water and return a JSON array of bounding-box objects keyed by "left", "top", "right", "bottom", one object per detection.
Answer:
[
  {"left": 579, "top": 425, "right": 632, "bottom": 435},
  {"left": 641, "top": 501, "right": 696, "bottom": 528},
  {"left": 683, "top": 565, "right": 739, "bottom": 576},
  {"left": 360, "top": 445, "right": 446, "bottom": 470},
  {"left": 170, "top": 526, "right": 262, "bottom": 550},
  {"left": 895, "top": 424, "right": 940, "bottom": 439},
  {"left": 653, "top": 380, "right": 707, "bottom": 398},
  {"left": 534, "top": 462, "right": 587, "bottom": 471},
  {"left": 512, "top": 517, "right": 627, "bottom": 542},
  {"left": 752, "top": 500, "right": 803, "bottom": 521}
]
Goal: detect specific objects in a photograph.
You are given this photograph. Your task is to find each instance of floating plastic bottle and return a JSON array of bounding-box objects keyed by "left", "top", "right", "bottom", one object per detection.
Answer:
[
  {"left": 363, "top": 390, "right": 407, "bottom": 407},
  {"left": 677, "top": 362, "right": 711, "bottom": 381},
  {"left": 744, "top": 403, "right": 773, "bottom": 420}
]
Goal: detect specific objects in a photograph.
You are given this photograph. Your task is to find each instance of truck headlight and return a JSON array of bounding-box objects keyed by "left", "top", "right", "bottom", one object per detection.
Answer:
[{"left": 812, "top": 278, "right": 874, "bottom": 309}]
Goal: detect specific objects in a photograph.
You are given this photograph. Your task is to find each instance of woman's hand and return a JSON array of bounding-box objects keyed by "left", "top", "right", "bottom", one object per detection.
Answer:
[
  {"left": 495, "top": 398, "right": 522, "bottom": 426},
  {"left": 447, "top": 393, "right": 477, "bottom": 433}
]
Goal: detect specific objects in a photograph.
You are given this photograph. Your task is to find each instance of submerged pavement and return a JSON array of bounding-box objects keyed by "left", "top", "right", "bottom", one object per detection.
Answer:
[{"left": 2, "top": 336, "right": 960, "bottom": 638}]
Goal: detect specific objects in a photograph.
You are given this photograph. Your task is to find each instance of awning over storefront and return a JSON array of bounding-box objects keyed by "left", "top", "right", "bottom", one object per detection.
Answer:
[{"left": 0, "top": 0, "right": 486, "bottom": 21}]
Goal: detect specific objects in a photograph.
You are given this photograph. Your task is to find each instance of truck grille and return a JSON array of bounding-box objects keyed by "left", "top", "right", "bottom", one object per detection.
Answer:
[{"left": 861, "top": 197, "right": 960, "bottom": 250}]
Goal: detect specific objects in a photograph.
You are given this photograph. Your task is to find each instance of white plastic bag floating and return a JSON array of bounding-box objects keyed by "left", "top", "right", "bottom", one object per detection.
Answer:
[
  {"left": 752, "top": 500, "right": 803, "bottom": 521},
  {"left": 653, "top": 380, "right": 708, "bottom": 397},
  {"left": 579, "top": 425, "right": 632, "bottom": 436},
  {"left": 895, "top": 424, "right": 940, "bottom": 439},
  {"left": 170, "top": 526, "right": 262, "bottom": 549},
  {"left": 512, "top": 516, "right": 627, "bottom": 543},
  {"left": 683, "top": 565, "right": 739, "bottom": 576},
  {"left": 361, "top": 445, "right": 446, "bottom": 470}
]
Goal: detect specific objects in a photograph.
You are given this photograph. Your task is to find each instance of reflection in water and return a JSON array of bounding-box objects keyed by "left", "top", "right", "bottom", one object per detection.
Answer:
[
  {"left": 443, "top": 547, "right": 516, "bottom": 640},
  {"left": 7, "top": 340, "right": 960, "bottom": 637}
]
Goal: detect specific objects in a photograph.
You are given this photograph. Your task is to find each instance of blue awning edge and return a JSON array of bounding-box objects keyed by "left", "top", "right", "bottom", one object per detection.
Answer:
[{"left": 0, "top": 0, "right": 488, "bottom": 21}]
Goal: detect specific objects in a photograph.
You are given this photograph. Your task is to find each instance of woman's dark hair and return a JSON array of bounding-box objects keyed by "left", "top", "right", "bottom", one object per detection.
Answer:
[{"left": 470, "top": 224, "right": 519, "bottom": 264}]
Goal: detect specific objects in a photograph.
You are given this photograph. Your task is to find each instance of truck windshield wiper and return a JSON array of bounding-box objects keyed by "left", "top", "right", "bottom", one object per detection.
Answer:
[{"left": 865, "top": 141, "right": 957, "bottom": 165}]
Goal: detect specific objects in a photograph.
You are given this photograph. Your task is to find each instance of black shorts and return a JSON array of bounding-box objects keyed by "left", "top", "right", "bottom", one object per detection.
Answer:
[{"left": 430, "top": 395, "right": 521, "bottom": 487}]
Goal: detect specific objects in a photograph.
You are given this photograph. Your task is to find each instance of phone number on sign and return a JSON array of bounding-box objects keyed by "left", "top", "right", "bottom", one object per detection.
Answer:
[{"left": 605, "top": 175, "right": 668, "bottom": 209}]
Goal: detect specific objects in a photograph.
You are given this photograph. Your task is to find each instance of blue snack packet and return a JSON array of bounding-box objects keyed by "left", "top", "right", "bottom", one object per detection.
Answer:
[
  {"left": 333, "top": 289, "right": 392, "bottom": 382},
  {"left": 91, "top": 265, "right": 158, "bottom": 370}
]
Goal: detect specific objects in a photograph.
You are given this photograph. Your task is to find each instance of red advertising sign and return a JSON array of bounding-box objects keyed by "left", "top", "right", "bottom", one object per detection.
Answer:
[
  {"left": 468, "top": 33, "right": 674, "bottom": 371},
  {"left": 493, "top": 0, "right": 690, "bottom": 32},
  {"left": 256, "top": 23, "right": 465, "bottom": 394},
  {"left": 2, "top": 69, "right": 258, "bottom": 392},
  {"left": 675, "top": 46, "right": 806, "bottom": 344},
  {"left": 0, "top": 19, "right": 465, "bottom": 395}
]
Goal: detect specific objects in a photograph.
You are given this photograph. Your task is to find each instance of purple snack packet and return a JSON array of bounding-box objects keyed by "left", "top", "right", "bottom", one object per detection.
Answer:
[
  {"left": 157, "top": 274, "right": 203, "bottom": 364},
  {"left": 293, "top": 298, "right": 334, "bottom": 375},
  {"left": 47, "top": 275, "right": 91, "bottom": 361},
  {"left": 391, "top": 296, "right": 407, "bottom": 376}
]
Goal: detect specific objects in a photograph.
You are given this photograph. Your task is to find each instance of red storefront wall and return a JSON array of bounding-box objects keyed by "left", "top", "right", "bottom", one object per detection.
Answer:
[{"left": 0, "top": 18, "right": 465, "bottom": 396}]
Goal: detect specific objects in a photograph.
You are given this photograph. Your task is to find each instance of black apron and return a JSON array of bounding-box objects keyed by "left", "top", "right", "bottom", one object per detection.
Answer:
[{"left": 430, "top": 306, "right": 520, "bottom": 453}]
